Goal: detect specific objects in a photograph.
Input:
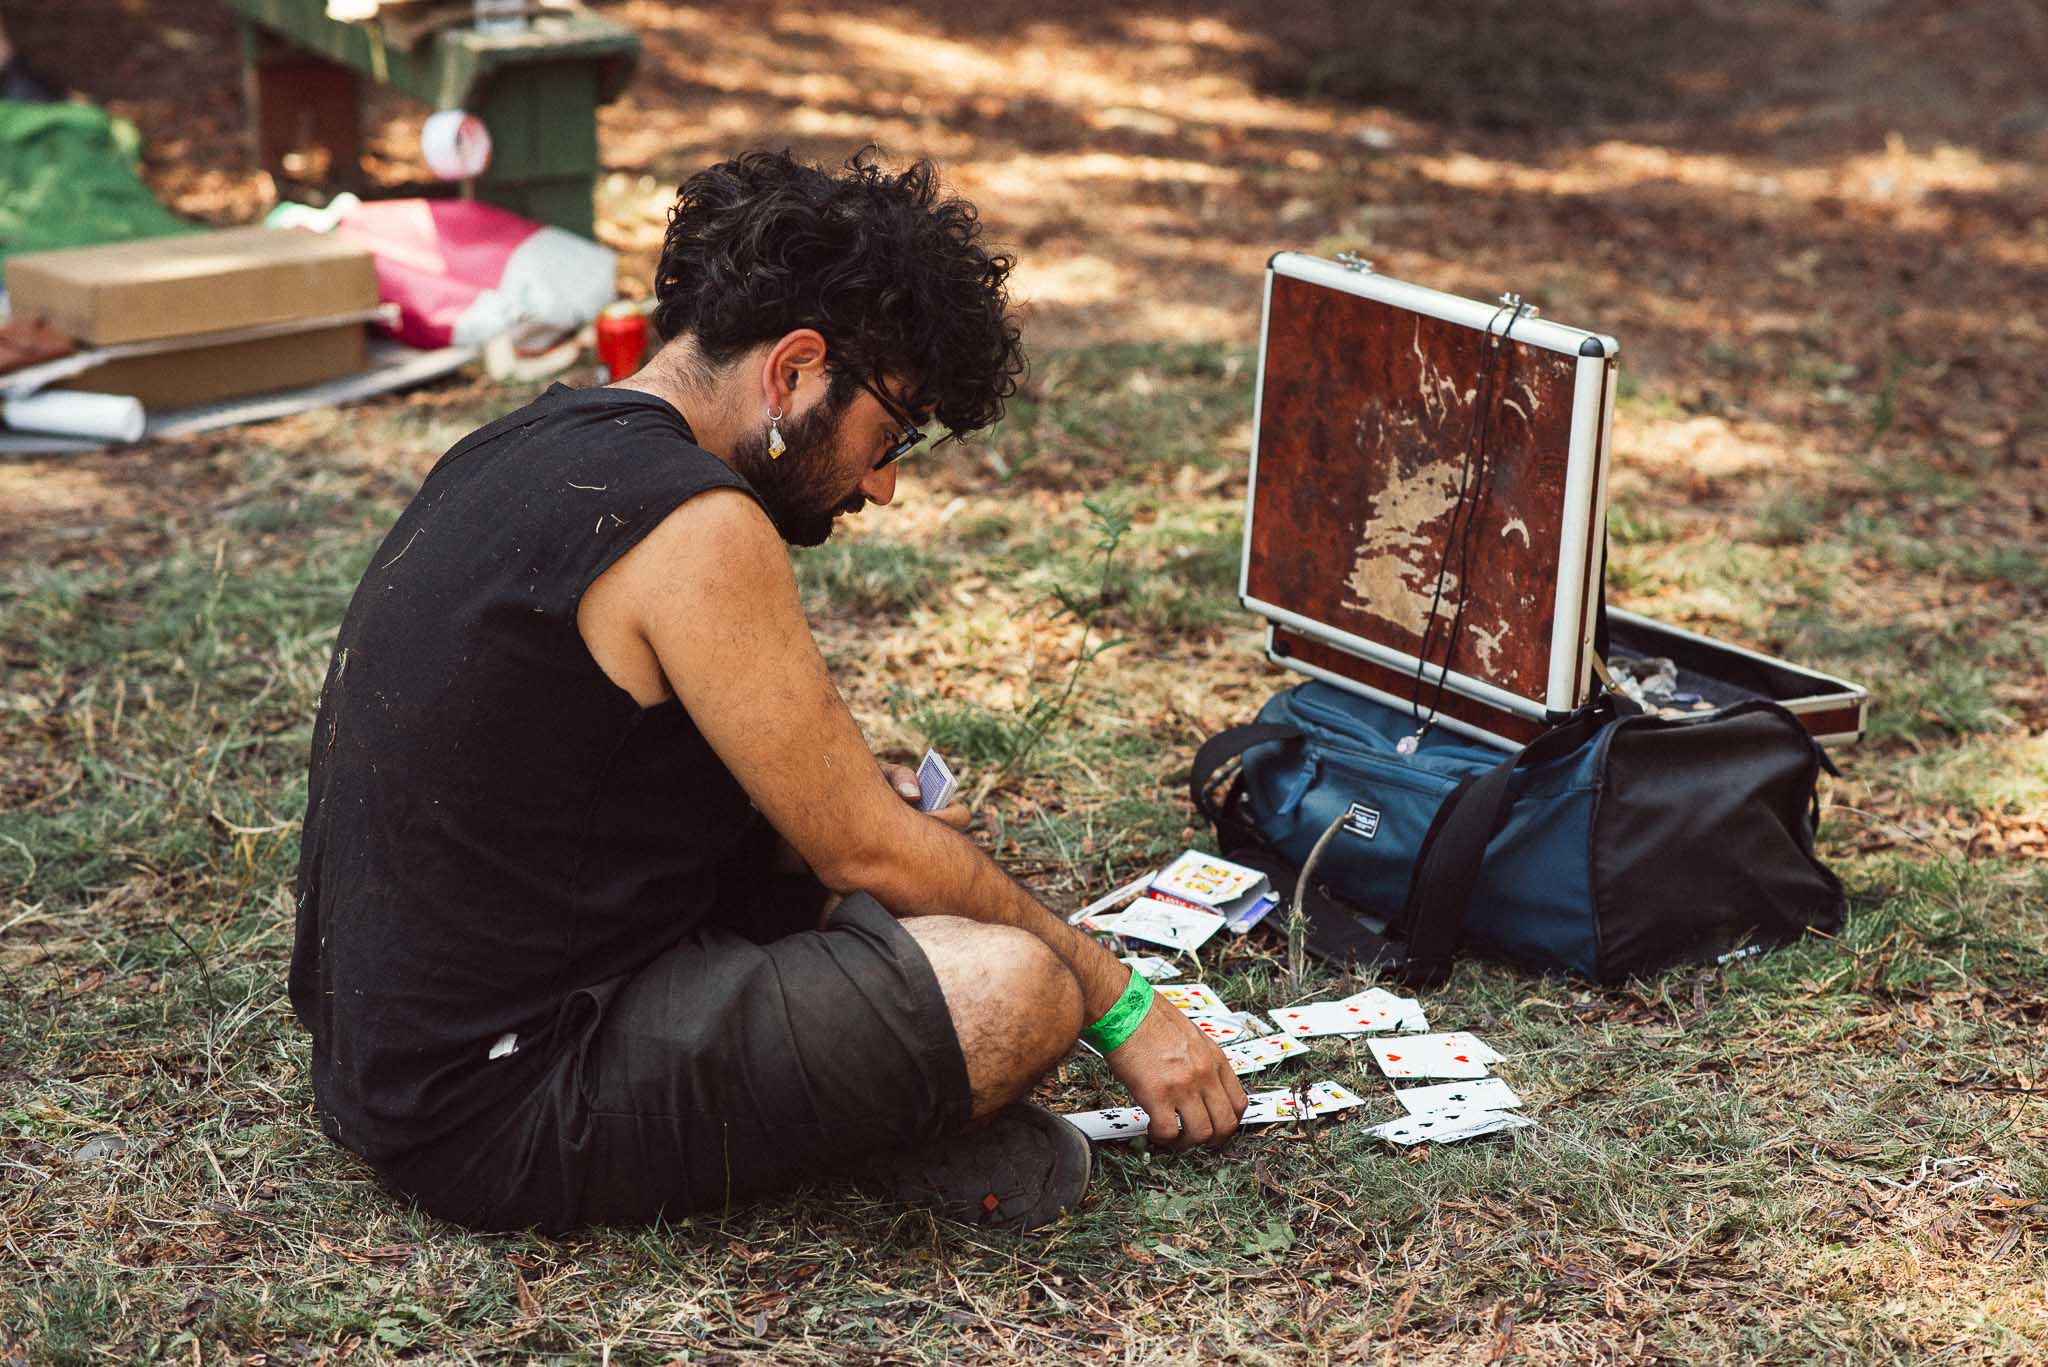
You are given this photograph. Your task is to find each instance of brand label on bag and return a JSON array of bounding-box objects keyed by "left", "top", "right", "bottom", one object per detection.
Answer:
[{"left": 1344, "top": 803, "right": 1381, "bottom": 840}]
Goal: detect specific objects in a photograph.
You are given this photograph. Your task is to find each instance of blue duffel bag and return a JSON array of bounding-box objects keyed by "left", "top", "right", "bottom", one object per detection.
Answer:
[{"left": 1190, "top": 681, "right": 1845, "bottom": 986}]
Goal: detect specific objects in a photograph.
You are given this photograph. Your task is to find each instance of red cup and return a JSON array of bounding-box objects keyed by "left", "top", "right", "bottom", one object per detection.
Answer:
[{"left": 595, "top": 301, "right": 649, "bottom": 382}]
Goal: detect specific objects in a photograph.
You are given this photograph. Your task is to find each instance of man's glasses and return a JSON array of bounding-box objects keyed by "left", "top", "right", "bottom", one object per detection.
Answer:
[{"left": 859, "top": 375, "right": 927, "bottom": 469}]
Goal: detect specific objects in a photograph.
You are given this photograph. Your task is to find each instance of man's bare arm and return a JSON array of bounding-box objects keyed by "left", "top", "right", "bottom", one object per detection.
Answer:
[{"left": 588, "top": 489, "right": 1245, "bottom": 1146}]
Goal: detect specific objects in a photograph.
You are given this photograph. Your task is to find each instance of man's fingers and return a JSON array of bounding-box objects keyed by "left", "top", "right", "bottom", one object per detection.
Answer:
[
  {"left": 932, "top": 800, "right": 973, "bottom": 831},
  {"left": 877, "top": 761, "right": 921, "bottom": 804},
  {"left": 1204, "top": 1083, "right": 1241, "bottom": 1148}
]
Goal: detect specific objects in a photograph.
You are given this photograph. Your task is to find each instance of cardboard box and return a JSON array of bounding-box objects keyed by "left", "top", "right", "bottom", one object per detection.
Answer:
[
  {"left": 53, "top": 322, "right": 368, "bottom": 410},
  {"left": 5, "top": 226, "right": 379, "bottom": 346}
]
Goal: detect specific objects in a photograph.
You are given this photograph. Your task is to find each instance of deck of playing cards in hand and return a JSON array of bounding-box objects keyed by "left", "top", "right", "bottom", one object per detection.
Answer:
[{"left": 915, "top": 749, "right": 957, "bottom": 813}]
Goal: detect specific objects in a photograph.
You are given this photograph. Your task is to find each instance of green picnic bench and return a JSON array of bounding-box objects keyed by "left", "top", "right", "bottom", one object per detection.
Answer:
[{"left": 221, "top": 0, "right": 639, "bottom": 238}]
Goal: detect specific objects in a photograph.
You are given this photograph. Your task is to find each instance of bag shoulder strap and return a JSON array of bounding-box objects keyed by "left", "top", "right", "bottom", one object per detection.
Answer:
[
  {"left": 1394, "top": 701, "right": 1622, "bottom": 987},
  {"left": 1188, "top": 721, "right": 1300, "bottom": 825}
]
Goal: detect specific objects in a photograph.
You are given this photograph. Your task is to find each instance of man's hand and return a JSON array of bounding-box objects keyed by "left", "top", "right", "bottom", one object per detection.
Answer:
[
  {"left": 878, "top": 759, "right": 972, "bottom": 832},
  {"left": 1105, "top": 995, "right": 1248, "bottom": 1149}
]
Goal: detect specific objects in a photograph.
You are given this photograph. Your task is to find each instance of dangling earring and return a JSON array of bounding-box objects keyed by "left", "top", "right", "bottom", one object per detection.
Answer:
[{"left": 767, "top": 407, "right": 787, "bottom": 459}]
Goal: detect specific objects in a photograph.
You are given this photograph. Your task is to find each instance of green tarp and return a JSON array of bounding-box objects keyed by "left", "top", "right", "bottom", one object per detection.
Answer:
[{"left": 0, "top": 101, "right": 194, "bottom": 269}]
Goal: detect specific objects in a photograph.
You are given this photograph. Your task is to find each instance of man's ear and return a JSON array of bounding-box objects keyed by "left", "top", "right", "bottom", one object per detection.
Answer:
[{"left": 760, "top": 329, "right": 829, "bottom": 415}]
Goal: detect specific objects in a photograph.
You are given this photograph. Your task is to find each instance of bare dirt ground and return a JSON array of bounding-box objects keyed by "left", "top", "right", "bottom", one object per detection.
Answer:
[
  {"left": 8, "top": 1, "right": 2045, "bottom": 485},
  {"left": 3, "top": 4, "right": 2046, "bottom": 1363},
  {"left": 9, "top": 0, "right": 2043, "bottom": 838}
]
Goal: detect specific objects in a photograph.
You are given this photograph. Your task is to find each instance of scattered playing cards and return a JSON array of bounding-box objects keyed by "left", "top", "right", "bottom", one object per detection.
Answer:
[
  {"left": 1393, "top": 1077, "right": 1522, "bottom": 1116},
  {"left": 1064, "top": 1106, "right": 1151, "bottom": 1141},
  {"left": 1086, "top": 896, "right": 1227, "bottom": 952},
  {"left": 1063, "top": 854, "right": 1532, "bottom": 1156},
  {"left": 1186, "top": 1014, "right": 1249, "bottom": 1044},
  {"left": 915, "top": 749, "right": 957, "bottom": 813},
  {"left": 1273, "top": 1001, "right": 1381, "bottom": 1038},
  {"left": 1367, "top": 1107, "right": 1532, "bottom": 1146},
  {"left": 1239, "top": 1088, "right": 1302, "bottom": 1124},
  {"left": 1220, "top": 1035, "right": 1314, "bottom": 1076},
  {"left": 1211, "top": 1009, "right": 1275, "bottom": 1038},
  {"left": 1151, "top": 850, "right": 1265, "bottom": 905},
  {"left": 1368, "top": 1031, "right": 1502, "bottom": 1080},
  {"left": 1303, "top": 1080, "right": 1369, "bottom": 1116},
  {"left": 1156, "top": 983, "right": 1229, "bottom": 1016},
  {"left": 1336, "top": 986, "right": 1429, "bottom": 1033},
  {"left": 1068, "top": 873, "right": 1153, "bottom": 927},
  {"left": 1146, "top": 850, "right": 1280, "bottom": 935}
]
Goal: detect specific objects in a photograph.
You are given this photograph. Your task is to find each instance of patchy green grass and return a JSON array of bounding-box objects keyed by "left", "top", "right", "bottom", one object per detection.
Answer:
[
  {"left": 4, "top": 332, "right": 2045, "bottom": 1367},
  {"left": 794, "top": 536, "right": 945, "bottom": 617},
  {"left": 977, "top": 342, "right": 1254, "bottom": 486}
]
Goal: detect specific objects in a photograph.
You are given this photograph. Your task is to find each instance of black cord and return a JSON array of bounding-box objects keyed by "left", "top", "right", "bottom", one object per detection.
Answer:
[{"left": 1408, "top": 297, "right": 1529, "bottom": 739}]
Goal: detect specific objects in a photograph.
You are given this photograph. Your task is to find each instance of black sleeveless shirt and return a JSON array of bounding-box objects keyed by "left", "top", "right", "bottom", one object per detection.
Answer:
[{"left": 289, "top": 383, "right": 765, "bottom": 1160}]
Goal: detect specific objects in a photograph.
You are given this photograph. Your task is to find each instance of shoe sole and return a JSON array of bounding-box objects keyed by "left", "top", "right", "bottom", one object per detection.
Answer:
[{"left": 865, "top": 1101, "right": 1092, "bottom": 1233}]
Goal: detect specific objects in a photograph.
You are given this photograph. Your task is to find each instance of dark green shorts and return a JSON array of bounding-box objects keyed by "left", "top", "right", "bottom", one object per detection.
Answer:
[{"left": 375, "top": 890, "right": 973, "bottom": 1233}]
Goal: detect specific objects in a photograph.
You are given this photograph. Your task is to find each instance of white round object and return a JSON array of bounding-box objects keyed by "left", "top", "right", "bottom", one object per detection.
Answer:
[
  {"left": 4, "top": 390, "right": 146, "bottom": 443},
  {"left": 420, "top": 110, "right": 492, "bottom": 181},
  {"left": 472, "top": 0, "right": 528, "bottom": 35}
]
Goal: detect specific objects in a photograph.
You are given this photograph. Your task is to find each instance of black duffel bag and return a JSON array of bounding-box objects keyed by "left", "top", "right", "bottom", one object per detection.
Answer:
[{"left": 1190, "top": 680, "right": 1846, "bottom": 987}]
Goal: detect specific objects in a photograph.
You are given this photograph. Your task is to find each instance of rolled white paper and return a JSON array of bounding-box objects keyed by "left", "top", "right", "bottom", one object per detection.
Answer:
[{"left": 4, "top": 390, "right": 147, "bottom": 443}]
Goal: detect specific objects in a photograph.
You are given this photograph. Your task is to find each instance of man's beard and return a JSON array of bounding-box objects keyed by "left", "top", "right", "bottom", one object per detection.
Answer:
[{"left": 725, "top": 401, "right": 864, "bottom": 547}]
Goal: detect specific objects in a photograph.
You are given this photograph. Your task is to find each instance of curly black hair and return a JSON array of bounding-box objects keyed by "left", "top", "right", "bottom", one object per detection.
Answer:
[{"left": 651, "top": 147, "right": 1025, "bottom": 442}]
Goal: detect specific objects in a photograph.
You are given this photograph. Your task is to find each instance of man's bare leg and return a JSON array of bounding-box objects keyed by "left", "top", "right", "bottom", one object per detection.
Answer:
[
  {"left": 861, "top": 914, "right": 1090, "bottom": 1230},
  {"left": 901, "top": 914, "right": 1084, "bottom": 1118}
]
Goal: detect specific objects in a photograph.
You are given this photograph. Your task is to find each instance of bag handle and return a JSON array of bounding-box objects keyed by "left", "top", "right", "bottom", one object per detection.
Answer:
[{"left": 1188, "top": 722, "right": 1301, "bottom": 825}]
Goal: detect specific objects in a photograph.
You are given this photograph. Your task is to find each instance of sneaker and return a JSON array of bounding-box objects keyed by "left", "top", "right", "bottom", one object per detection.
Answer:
[{"left": 856, "top": 1102, "right": 1091, "bottom": 1232}]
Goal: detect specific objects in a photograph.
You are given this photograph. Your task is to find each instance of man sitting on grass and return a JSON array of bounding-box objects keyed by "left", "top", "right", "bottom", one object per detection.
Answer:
[{"left": 289, "top": 148, "right": 1246, "bottom": 1235}]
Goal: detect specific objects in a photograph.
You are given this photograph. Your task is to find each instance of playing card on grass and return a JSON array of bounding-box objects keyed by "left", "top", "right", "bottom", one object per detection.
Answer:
[
  {"left": 1368, "top": 1031, "right": 1500, "bottom": 1080},
  {"left": 1151, "top": 850, "right": 1265, "bottom": 906},
  {"left": 1087, "top": 897, "right": 1227, "bottom": 952},
  {"left": 1219, "top": 1036, "right": 1313, "bottom": 1076},
  {"left": 915, "top": 750, "right": 957, "bottom": 813},
  {"left": 1273, "top": 1001, "right": 1380, "bottom": 1039},
  {"left": 1303, "top": 1081, "right": 1370, "bottom": 1117},
  {"left": 1367, "top": 1107, "right": 1532, "bottom": 1146},
  {"left": 1336, "top": 986, "right": 1430, "bottom": 1033},
  {"left": 1063, "top": 1106, "right": 1151, "bottom": 1142},
  {"left": 1156, "top": 983, "right": 1229, "bottom": 1016},
  {"left": 1393, "top": 1077, "right": 1522, "bottom": 1116},
  {"left": 1240, "top": 1088, "right": 1303, "bottom": 1124},
  {"left": 1069, "top": 873, "right": 1152, "bottom": 927},
  {"left": 1218, "top": 1010, "right": 1276, "bottom": 1037},
  {"left": 1186, "top": 1014, "right": 1248, "bottom": 1045},
  {"left": 1118, "top": 954, "right": 1181, "bottom": 982},
  {"left": 1219, "top": 1039, "right": 1274, "bottom": 1075}
]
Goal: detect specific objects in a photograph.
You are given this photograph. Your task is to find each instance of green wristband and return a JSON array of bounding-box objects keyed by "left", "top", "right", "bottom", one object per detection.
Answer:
[{"left": 1082, "top": 968, "right": 1154, "bottom": 1054}]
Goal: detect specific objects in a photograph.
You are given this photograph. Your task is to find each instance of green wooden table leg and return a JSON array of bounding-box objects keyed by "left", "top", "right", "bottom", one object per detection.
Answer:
[{"left": 471, "top": 64, "right": 602, "bottom": 239}]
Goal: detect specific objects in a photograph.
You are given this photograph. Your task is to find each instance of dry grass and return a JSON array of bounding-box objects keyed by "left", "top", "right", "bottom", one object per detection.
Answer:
[{"left": 5, "top": 1, "right": 2048, "bottom": 1362}]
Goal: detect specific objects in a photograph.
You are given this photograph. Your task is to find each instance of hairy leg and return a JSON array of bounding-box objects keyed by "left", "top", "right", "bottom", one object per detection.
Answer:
[{"left": 901, "top": 915, "right": 1084, "bottom": 1119}]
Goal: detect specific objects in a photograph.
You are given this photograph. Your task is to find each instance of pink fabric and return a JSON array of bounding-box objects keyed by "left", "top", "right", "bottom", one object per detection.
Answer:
[{"left": 332, "top": 200, "right": 539, "bottom": 348}]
